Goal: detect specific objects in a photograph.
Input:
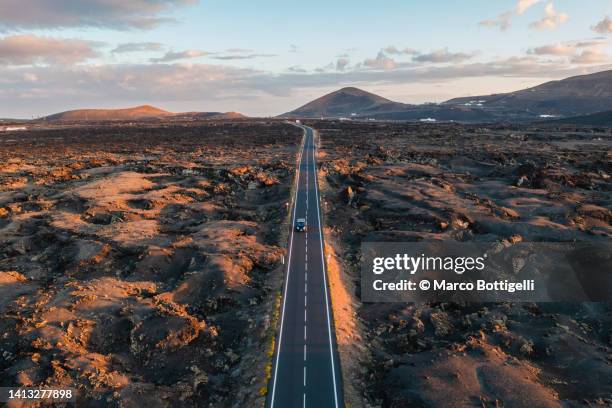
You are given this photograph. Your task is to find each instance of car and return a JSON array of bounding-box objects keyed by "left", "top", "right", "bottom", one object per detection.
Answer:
[{"left": 295, "top": 218, "right": 306, "bottom": 232}]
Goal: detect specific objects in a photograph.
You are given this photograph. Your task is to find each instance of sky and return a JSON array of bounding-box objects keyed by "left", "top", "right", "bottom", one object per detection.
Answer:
[{"left": 0, "top": 0, "right": 611, "bottom": 118}]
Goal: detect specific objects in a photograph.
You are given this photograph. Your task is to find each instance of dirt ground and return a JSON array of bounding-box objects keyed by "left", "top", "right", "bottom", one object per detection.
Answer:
[
  {"left": 312, "top": 120, "right": 612, "bottom": 408},
  {"left": 0, "top": 121, "right": 301, "bottom": 407}
]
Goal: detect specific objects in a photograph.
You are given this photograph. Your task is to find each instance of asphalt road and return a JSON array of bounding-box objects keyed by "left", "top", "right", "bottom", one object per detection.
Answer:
[{"left": 267, "top": 125, "right": 343, "bottom": 408}]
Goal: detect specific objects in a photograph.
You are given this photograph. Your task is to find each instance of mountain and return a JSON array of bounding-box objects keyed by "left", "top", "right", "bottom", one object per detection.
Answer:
[
  {"left": 42, "top": 106, "right": 247, "bottom": 122},
  {"left": 44, "top": 105, "right": 172, "bottom": 121},
  {"left": 279, "top": 87, "right": 407, "bottom": 118},
  {"left": 174, "top": 111, "right": 247, "bottom": 120},
  {"left": 281, "top": 70, "right": 612, "bottom": 122},
  {"left": 443, "top": 70, "right": 612, "bottom": 119},
  {"left": 279, "top": 87, "right": 492, "bottom": 121},
  {"left": 545, "top": 109, "right": 612, "bottom": 126}
]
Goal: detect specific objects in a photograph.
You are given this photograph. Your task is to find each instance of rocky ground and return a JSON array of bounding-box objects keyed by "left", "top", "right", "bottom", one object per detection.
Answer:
[
  {"left": 312, "top": 120, "right": 612, "bottom": 408},
  {"left": 0, "top": 121, "right": 301, "bottom": 407}
]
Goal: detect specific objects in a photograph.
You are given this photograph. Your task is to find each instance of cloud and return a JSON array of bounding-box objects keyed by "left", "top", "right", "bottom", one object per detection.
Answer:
[
  {"left": 383, "top": 46, "right": 417, "bottom": 55},
  {"left": 592, "top": 16, "right": 612, "bottom": 34},
  {"left": 287, "top": 66, "right": 306, "bottom": 73},
  {"left": 479, "top": 11, "right": 513, "bottom": 31},
  {"left": 516, "top": 0, "right": 541, "bottom": 15},
  {"left": 0, "top": 35, "right": 102, "bottom": 65},
  {"left": 479, "top": 0, "right": 541, "bottom": 31},
  {"left": 211, "top": 53, "right": 276, "bottom": 60},
  {"left": 528, "top": 43, "right": 576, "bottom": 56},
  {"left": 2, "top": 58, "right": 611, "bottom": 117},
  {"left": 336, "top": 58, "right": 350, "bottom": 71},
  {"left": 529, "top": 3, "right": 568, "bottom": 30},
  {"left": 226, "top": 48, "right": 253, "bottom": 53},
  {"left": 150, "top": 49, "right": 208, "bottom": 63},
  {"left": 112, "top": 42, "right": 164, "bottom": 53},
  {"left": 289, "top": 44, "right": 300, "bottom": 53},
  {"left": 363, "top": 51, "right": 396, "bottom": 70},
  {"left": 528, "top": 39, "right": 610, "bottom": 57},
  {"left": 413, "top": 49, "right": 475, "bottom": 63},
  {"left": 571, "top": 49, "right": 609, "bottom": 64},
  {"left": 0, "top": 0, "right": 197, "bottom": 30},
  {"left": 574, "top": 39, "right": 611, "bottom": 48}
]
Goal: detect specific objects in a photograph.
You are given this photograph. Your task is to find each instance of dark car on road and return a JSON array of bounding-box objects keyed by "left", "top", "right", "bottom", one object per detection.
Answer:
[{"left": 295, "top": 218, "right": 306, "bottom": 232}]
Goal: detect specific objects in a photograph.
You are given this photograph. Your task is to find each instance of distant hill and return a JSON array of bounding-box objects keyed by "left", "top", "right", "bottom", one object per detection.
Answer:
[
  {"left": 545, "top": 109, "right": 612, "bottom": 126},
  {"left": 279, "top": 87, "right": 492, "bottom": 122},
  {"left": 44, "top": 105, "right": 172, "bottom": 121},
  {"left": 42, "top": 105, "right": 247, "bottom": 122},
  {"left": 281, "top": 70, "right": 612, "bottom": 122},
  {"left": 444, "top": 70, "right": 612, "bottom": 119},
  {"left": 279, "top": 87, "right": 405, "bottom": 118},
  {"left": 175, "top": 111, "right": 247, "bottom": 120}
]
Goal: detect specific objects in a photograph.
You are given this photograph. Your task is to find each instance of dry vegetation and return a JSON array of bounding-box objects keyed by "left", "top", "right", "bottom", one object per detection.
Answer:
[
  {"left": 0, "top": 121, "right": 301, "bottom": 407},
  {"left": 313, "top": 120, "right": 612, "bottom": 408}
]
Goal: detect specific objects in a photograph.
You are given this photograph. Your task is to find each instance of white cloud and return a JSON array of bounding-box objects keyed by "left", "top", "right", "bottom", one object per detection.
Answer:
[
  {"left": 0, "top": 35, "right": 102, "bottom": 65},
  {"left": 479, "top": 11, "right": 513, "bottom": 31},
  {"left": 383, "top": 46, "right": 417, "bottom": 55},
  {"left": 112, "top": 42, "right": 164, "bottom": 53},
  {"left": 0, "top": 0, "right": 197, "bottom": 30},
  {"left": 516, "top": 0, "right": 541, "bottom": 15},
  {"left": 529, "top": 3, "right": 568, "bottom": 30},
  {"left": 529, "top": 43, "right": 575, "bottom": 56},
  {"left": 413, "top": 49, "right": 475, "bottom": 63},
  {"left": 528, "top": 39, "right": 610, "bottom": 57},
  {"left": 363, "top": 51, "right": 396, "bottom": 70},
  {"left": 571, "top": 49, "right": 609, "bottom": 64},
  {"left": 336, "top": 57, "right": 350, "bottom": 71},
  {"left": 592, "top": 16, "right": 612, "bottom": 34},
  {"left": 23, "top": 73, "right": 38, "bottom": 82},
  {"left": 479, "top": 0, "right": 540, "bottom": 31},
  {"left": 211, "top": 53, "right": 276, "bottom": 60},
  {"left": 150, "top": 49, "right": 208, "bottom": 63}
]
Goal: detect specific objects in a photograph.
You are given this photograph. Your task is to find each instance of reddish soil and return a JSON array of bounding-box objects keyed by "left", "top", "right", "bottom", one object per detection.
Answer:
[
  {"left": 0, "top": 121, "right": 301, "bottom": 407},
  {"left": 313, "top": 120, "right": 612, "bottom": 408}
]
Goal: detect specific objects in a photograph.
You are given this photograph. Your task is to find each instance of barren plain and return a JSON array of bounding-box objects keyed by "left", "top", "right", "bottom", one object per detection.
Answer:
[
  {"left": 313, "top": 121, "right": 612, "bottom": 408},
  {"left": 0, "top": 121, "right": 301, "bottom": 407}
]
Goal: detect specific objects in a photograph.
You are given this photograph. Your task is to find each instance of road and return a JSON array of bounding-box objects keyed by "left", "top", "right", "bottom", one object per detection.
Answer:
[{"left": 266, "top": 125, "right": 343, "bottom": 408}]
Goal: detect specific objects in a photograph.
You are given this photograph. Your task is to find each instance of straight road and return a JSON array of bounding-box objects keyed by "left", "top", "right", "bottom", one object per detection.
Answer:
[{"left": 266, "top": 125, "right": 343, "bottom": 408}]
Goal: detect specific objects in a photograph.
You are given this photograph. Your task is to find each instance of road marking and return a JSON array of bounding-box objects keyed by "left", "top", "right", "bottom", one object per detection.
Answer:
[
  {"left": 304, "top": 307, "right": 307, "bottom": 321},
  {"left": 304, "top": 366, "right": 306, "bottom": 387},
  {"left": 304, "top": 324, "right": 307, "bottom": 340},
  {"left": 303, "top": 394, "right": 306, "bottom": 408},
  {"left": 269, "top": 128, "right": 305, "bottom": 408},
  {"left": 311, "top": 128, "right": 340, "bottom": 408},
  {"left": 304, "top": 344, "right": 307, "bottom": 361}
]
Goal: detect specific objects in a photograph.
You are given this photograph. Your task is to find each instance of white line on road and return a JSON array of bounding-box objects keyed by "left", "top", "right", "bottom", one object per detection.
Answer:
[
  {"left": 304, "top": 344, "right": 307, "bottom": 361},
  {"left": 304, "top": 366, "right": 306, "bottom": 387},
  {"left": 311, "top": 127, "right": 340, "bottom": 408},
  {"left": 304, "top": 324, "right": 307, "bottom": 340},
  {"left": 269, "top": 128, "right": 305, "bottom": 408}
]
